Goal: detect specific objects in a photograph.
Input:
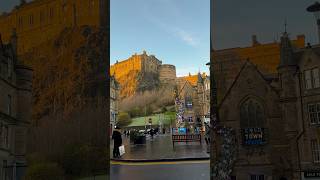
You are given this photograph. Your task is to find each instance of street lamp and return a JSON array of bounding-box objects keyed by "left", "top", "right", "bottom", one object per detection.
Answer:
[{"left": 307, "top": 2, "right": 320, "bottom": 43}]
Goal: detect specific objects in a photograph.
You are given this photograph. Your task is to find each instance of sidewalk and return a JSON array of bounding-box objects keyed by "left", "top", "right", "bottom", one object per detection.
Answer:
[{"left": 110, "top": 133, "right": 209, "bottom": 161}]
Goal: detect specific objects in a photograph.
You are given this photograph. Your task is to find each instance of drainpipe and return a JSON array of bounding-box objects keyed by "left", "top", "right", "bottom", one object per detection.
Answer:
[{"left": 296, "top": 68, "right": 305, "bottom": 179}]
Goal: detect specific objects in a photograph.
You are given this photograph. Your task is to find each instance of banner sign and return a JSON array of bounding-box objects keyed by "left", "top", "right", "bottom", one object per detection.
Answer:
[
  {"left": 172, "top": 128, "right": 187, "bottom": 135},
  {"left": 242, "top": 128, "right": 266, "bottom": 145},
  {"left": 304, "top": 171, "right": 320, "bottom": 178}
]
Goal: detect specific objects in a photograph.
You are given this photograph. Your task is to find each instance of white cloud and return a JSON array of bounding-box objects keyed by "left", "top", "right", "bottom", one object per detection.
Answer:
[
  {"left": 142, "top": 6, "right": 199, "bottom": 47},
  {"left": 173, "top": 28, "right": 199, "bottom": 47}
]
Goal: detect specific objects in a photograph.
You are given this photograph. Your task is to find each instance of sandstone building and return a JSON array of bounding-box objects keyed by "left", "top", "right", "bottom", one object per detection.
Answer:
[
  {"left": 0, "top": 32, "right": 32, "bottom": 180},
  {"left": 213, "top": 31, "right": 320, "bottom": 179},
  {"left": 213, "top": 34, "right": 305, "bottom": 100},
  {"left": 0, "top": 0, "right": 107, "bottom": 55},
  {"left": 176, "top": 73, "right": 210, "bottom": 130},
  {"left": 110, "top": 75, "right": 119, "bottom": 135}
]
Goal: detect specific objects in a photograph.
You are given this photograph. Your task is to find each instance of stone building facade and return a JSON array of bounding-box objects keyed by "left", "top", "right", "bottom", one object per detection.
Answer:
[
  {"left": 0, "top": 0, "right": 106, "bottom": 55},
  {"left": 213, "top": 31, "right": 320, "bottom": 179},
  {"left": 110, "top": 51, "right": 163, "bottom": 80},
  {"left": 0, "top": 32, "right": 32, "bottom": 180},
  {"left": 110, "top": 75, "right": 119, "bottom": 136},
  {"left": 159, "top": 64, "right": 176, "bottom": 85},
  {"left": 176, "top": 73, "right": 210, "bottom": 130},
  {"left": 213, "top": 35, "right": 305, "bottom": 101}
]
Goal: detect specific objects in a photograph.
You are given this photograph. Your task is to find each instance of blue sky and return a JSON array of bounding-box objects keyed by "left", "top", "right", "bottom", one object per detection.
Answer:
[
  {"left": 1, "top": 0, "right": 318, "bottom": 76},
  {"left": 111, "top": 0, "right": 210, "bottom": 77}
]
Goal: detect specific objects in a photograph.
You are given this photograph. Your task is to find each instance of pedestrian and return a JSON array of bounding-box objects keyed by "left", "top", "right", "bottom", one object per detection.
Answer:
[
  {"left": 150, "top": 128, "right": 154, "bottom": 139},
  {"left": 112, "top": 126, "right": 122, "bottom": 158},
  {"left": 204, "top": 122, "right": 210, "bottom": 147}
]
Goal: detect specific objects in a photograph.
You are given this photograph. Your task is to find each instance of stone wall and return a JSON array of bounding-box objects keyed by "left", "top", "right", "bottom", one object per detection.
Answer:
[
  {"left": 159, "top": 64, "right": 176, "bottom": 84},
  {"left": 0, "top": 0, "right": 101, "bottom": 55}
]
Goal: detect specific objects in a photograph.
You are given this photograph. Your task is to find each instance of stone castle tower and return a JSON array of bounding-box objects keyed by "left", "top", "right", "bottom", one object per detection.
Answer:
[{"left": 0, "top": 0, "right": 108, "bottom": 55}]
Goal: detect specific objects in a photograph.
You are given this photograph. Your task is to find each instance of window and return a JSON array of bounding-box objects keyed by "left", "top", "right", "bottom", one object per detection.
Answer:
[
  {"left": 305, "top": 70, "right": 312, "bottom": 89},
  {"left": 29, "top": 14, "right": 33, "bottom": 25},
  {"left": 250, "top": 175, "right": 264, "bottom": 180},
  {"left": 2, "top": 126, "right": 8, "bottom": 149},
  {"left": 185, "top": 96, "right": 192, "bottom": 109},
  {"left": 240, "top": 99, "right": 266, "bottom": 145},
  {"left": 305, "top": 68, "right": 320, "bottom": 89},
  {"left": 240, "top": 99, "right": 265, "bottom": 128},
  {"left": 18, "top": 17, "right": 23, "bottom": 28},
  {"left": 311, "top": 139, "right": 320, "bottom": 163},
  {"left": 49, "top": 7, "right": 54, "bottom": 19},
  {"left": 7, "top": 95, "right": 11, "bottom": 115},
  {"left": 313, "top": 68, "right": 320, "bottom": 88},
  {"left": 308, "top": 103, "right": 320, "bottom": 125},
  {"left": 188, "top": 117, "right": 193, "bottom": 122}
]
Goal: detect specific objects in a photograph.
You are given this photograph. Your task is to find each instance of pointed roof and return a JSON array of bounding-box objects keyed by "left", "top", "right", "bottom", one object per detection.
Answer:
[
  {"left": 279, "top": 32, "right": 296, "bottom": 67},
  {"left": 218, "top": 60, "right": 279, "bottom": 108}
]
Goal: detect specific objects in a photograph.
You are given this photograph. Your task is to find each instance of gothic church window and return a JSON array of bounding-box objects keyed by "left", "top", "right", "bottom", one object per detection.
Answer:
[{"left": 240, "top": 98, "right": 265, "bottom": 128}]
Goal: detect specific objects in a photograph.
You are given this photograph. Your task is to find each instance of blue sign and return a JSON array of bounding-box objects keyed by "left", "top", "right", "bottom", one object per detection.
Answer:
[
  {"left": 178, "top": 128, "right": 187, "bottom": 134},
  {"left": 242, "top": 128, "right": 266, "bottom": 145}
]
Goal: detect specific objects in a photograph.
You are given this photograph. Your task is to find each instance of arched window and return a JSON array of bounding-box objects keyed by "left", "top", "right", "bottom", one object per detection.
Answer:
[{"left": 240, "top": 98, "right": 265, "bottom": 128}]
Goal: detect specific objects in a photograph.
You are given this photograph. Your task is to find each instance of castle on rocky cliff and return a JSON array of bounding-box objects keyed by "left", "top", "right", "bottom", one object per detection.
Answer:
[
  {"left": 111, "top": 50, "right": 176, "bottom": 84},
  {"left": 111, "top": 51, "right": 177, "bottom": 97}
]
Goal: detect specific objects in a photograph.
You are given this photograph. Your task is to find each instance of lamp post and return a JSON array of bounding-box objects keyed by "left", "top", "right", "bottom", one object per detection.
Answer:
[{"left": 307, "top": 2, "right": 320, "bottom": 43}]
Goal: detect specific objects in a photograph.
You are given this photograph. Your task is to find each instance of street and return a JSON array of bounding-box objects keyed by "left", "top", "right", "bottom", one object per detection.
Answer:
[
  {"left": 111, "top": 160, "right": 210, "bottom": 180},
  {"left": 110, "top": 134, "right": 209, "bottom": 160}
]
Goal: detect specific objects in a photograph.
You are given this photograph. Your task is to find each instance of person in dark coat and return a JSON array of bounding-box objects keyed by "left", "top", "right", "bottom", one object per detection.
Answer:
[{"left": 112, "top": 126, "right": 122, "bottom": 158}]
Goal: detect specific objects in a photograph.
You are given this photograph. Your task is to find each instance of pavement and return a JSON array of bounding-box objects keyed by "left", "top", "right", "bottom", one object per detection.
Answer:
[
  {"left": 110, "top": 133, "right": 210, "bottom": 161},
  {"left": 110, "top": 160, "right": 210, "bottom": 180}
]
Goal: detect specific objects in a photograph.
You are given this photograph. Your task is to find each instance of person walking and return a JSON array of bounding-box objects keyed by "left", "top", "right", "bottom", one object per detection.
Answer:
[
  {"left": 112, "top": 126, "right": 122, "bottom": 158},
  {"left": 150, "top": 128, "right": 154, "bottom": 139},
  {"left": 204, "top": 122, "right": 210, "bottom": 153}
]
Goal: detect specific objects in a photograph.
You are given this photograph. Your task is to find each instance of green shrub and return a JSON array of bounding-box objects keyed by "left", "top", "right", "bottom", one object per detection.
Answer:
[
  {"left": 25, "top": 162, "right": 64, "bottom": 180},
  {"left": 117, "top": 112, "right": 131, "bottom": 127}
]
